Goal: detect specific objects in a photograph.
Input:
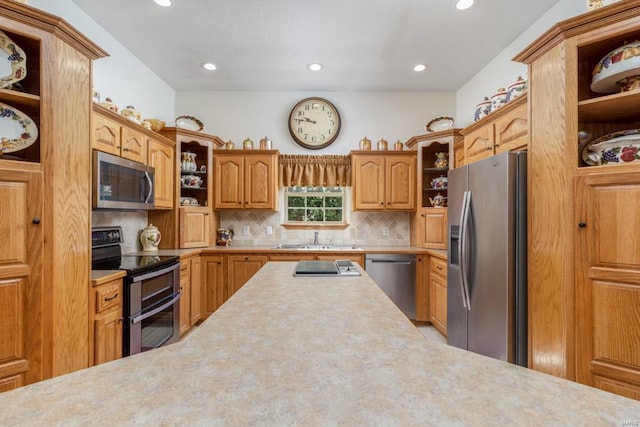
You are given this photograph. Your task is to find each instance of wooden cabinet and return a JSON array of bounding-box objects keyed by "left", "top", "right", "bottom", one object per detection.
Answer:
[
  {"left": 201, "top": 255, "right": 224, "bottom": 315},
  {"left": 429, "top": 256, "right": 447, "bottom": 336},
  {"left": 190, "top": 256, "right": 202, "bottom": 325},
  {"left": 575, "top": 169, "right": 640, "bottom": 397},
  {"left": 351, "top": 151, "right": 416, "bottom": 211},
  {"left": 0, "top": 167, "right": 42, "bottom": 391},
  {"left": 415, "top": 255, "right": 430, "bottom": 322},
  {"left": 147, "top": 137, "right": 175, "bottom": 209},
  {"left": 89, "top": 277, "right": 123, "bottom": 367},
  {"left": 149, "top": 128, "right": 224, "bottom": 248},
  {"left": 178, "top": 254, "right": 203, "bottom": 336},
  {"left": 515, "top": 1, "right": 640, "bottom": 398},
  {"left": 213, "top": 151, "right": 279, "bottom": 210},
  {"left": 406, "top": 130, "right": 462, "bottom": 249},
  {"left": 92, "top": 106, "right": 147, "bottom": 163},
  {"left": 226, "top": 254, "right": 268, "bottom": 298},
  {"left": 460, "top": 94, "right": 527, "bottom": 166},
  {"left": 0, "top": 4, "right": 106, "bottom": 390},
  {"left": 316, "top": 254, "right": 364, "bottom": 266}
]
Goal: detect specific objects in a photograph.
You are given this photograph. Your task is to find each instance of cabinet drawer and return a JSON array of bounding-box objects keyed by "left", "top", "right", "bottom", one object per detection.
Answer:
[
  {"left": 95, "top": 282, "right": 122, "bottom": 314},
  {"left": 430, "top": 256, "right": 447, "bottom": 278}
]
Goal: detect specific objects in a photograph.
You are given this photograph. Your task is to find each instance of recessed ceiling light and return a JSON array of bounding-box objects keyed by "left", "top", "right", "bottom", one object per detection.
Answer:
[
  {"left": 456, "top": 0, "right": 474, "bottom": 10},
  {"left": 308, "top": 63, "right": 323, "bottom": 71},
  {"left": 413, "top": 64, "right": 427, "bottom": 72},
  {"left": 203, "top": 62, "right": 217, "bottom": 71},
  {"left": 154, "top": 0, "right": 173, "bottom": 7}
]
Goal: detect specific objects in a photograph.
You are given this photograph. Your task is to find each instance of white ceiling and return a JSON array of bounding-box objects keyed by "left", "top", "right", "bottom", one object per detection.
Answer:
[{"left": 71, "top": 0, "right": 558, "bottom": 92}]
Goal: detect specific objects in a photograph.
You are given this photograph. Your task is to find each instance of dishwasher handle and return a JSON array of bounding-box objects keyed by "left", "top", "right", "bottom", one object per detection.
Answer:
[{"left": 368, "top": 259, "right": 414, "bottom": 265}]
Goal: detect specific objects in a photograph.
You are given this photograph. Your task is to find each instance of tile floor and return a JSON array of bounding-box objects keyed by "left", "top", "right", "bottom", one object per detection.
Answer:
[{"left": 416, "top": 325, "right": 447, "bottom": 344}]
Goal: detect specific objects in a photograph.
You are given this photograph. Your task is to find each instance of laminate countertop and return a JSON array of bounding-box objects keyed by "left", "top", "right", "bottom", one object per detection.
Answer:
[{"left": 2, "top": 262, "right": 638, "bottom": 425}]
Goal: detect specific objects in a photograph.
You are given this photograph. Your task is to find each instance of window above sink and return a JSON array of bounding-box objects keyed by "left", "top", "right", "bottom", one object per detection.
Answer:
[{"left": 281, "top": 186, "right": 350, "bottom": 229}]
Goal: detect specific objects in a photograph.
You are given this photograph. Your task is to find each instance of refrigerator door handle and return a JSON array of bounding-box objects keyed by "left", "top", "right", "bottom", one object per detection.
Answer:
[
  {"left": 458, "top": 190, "right": 470, "bottom": 309},
  {"left": 461, "top": 190, "right": 472, "bottom": 311}
]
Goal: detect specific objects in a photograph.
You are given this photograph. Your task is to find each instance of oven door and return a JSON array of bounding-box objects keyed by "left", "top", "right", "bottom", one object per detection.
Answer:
[{"left": 126, "top": 262, "right": 180, "bottom": 356}]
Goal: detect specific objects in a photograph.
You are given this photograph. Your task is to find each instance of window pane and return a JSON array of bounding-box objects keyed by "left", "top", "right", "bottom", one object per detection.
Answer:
[
  {"left": 307, "top": 209, "right": 324, "bottom": 221},
  {"left": 325, "top": 196, "right": 342, "bottom": 208},
  {"left": 307, "top": 196, "right": 324, "bottom": 208},
  {"left": 325, "top": 209, "right": 342, "bottom": 222},
  {"left": 288, "top": 208, "right": 306, "bottom": 221},
  {"left": 288, "top": 196, "right": 306, "bottom": 207}
]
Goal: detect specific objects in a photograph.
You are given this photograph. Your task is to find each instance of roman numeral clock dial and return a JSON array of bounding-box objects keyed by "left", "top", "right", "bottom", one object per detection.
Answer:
[{"left": 288, "top": 97, "right": 341, "bottom": 149}]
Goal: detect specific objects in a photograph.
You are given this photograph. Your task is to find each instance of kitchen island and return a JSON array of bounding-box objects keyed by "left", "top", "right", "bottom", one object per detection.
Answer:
[{"left": 1, "top": 262, "right": 638, "bottom": 425}]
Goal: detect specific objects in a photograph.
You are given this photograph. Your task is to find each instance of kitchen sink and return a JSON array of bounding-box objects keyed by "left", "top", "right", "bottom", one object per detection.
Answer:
[{"left": 271, "top": 244, "right": 363, "bottom": 251}]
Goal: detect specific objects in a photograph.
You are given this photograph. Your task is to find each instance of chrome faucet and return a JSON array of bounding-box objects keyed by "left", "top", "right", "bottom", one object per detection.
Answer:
[{"left": 313, "top": 231, "right": 319, "bottom": 246}]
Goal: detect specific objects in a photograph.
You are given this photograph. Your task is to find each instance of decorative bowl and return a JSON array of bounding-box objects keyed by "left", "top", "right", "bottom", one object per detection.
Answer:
[
  {"left": 425, "top": 116, "right": 455, "bottom": 133},
  {"left": 580, "top": 129, "right": 640, "bottom": 165},
  {"left": 591, "top": 40, "right": 640, "bottom": 93},
  {"left": 474, "top": 97, "right": 491, "bottom": 121},
  {"left": 145, "top": 118, "right": 166, "bottom": 132},
  {"left": 430, "top": 176, "right": 448, "bottom": 189}
]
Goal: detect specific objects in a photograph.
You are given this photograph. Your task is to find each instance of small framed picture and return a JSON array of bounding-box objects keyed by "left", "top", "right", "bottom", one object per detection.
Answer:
[{"left": 200, "top": 165, "right": 207, "bottom": 173}]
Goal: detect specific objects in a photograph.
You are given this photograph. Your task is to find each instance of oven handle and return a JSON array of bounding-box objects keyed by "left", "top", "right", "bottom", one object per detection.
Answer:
[
  {"left": 129, "top": 262, "right": 179, "bottom": 283},
  {"left": 131, "top": 292, "right": 181, "bottom": 324}
]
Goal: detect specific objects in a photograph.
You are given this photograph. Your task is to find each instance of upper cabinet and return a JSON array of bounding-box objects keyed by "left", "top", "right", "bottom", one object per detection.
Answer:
[
  {"left": 461, "top": 94, "right": 527, "bottom": 166},
  {"left": 515, "top": 0, "right": 640, "bottom": 400},
  {"left": 351, "top": 151, "right": 416, "bottom": 211},
  {"left": 213, "top": 150, "right": 279, "bottom": 210},
  {"left": 0, "top": 2, "right": 107, "bottom": 391}
]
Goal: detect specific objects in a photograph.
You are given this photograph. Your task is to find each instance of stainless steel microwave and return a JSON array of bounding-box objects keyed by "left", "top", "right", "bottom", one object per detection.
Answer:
[{"left": 92, "top": 150, "right": 155, "bottom": 210}]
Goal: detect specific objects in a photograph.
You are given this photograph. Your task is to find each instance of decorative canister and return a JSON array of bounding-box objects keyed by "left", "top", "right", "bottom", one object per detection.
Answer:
[
  {"left": 140, "top": 224, "right": 161, "bottom": 252},
  {"left": 259, "top": 136, "right": 272, "bottom": 149},
  {"left": 430, "top": 176, "right": 448, "bottom": 189},
  {"left": 121, "top": 105, "right": 142, "bottom": 124},
  {"left": 394, "top": 140, "right": 404, "bottom": 151},
  {"left": 243, "top": 137, "right": 254, "bottom": 149},
  {"left": 359, "top": 136, "right": 371, "bottom": 150},
  {"left": 429, "top": 193, "right": 447, "bottom": 208},
  {"left": 434, "top": 152, "right": 448, "bottom": 169},
  {"left": 490, "top": 88, "right": 509, "bottom": 111},
  {"left": 377, "top": 138, "right": 388, "bottom": 150},
  {"left": 507, "top": 76, "right": 527, "bottom": 101},
  {"left": 99, "top": 97, "right": 118, "bottom": 113},
  {"left": 216, "top": 228, "right": 235, "bottom": 246},
  {"left": 225, "top": 140, "right": 235, "bottom": 149},
  {"left": 474, "top": 97, "right": 491, "bottom": 121}
]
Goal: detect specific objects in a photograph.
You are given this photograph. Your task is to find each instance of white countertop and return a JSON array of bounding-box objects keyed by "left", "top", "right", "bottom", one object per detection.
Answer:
[{"left": 1, "top": 262, "right": 638, "bottom": 425}]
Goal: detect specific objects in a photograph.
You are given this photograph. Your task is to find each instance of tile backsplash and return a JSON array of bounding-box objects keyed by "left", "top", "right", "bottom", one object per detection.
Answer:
[
  {"left": 220, "top": 211, "right": 410, "bottom": 247},
  {"left": 92, "top": 211, "right": 148, "bottom": 253}
]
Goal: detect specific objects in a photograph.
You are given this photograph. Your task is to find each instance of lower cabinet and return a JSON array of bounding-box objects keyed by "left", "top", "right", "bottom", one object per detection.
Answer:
[
  {"left": 201, "top": 254, "right": 224, "bottom": 315},
  {"left": 429, "top": 256, "right": 448, "bottom": 336},
  {"left": 226, "top": 254, "right": 268, "bottom": 298},
  {"left": 90, "top": 277, "right": 123, "bottom": 366},
  {"left": 179, "top": 254, "right": 204, "bottom": 337},
  {"left": 415, "top": 255, "right": 430, "bottom": 322}
]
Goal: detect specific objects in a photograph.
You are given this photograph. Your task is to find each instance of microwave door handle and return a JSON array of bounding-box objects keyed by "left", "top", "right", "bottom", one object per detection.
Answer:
[
  {"left": 144, "top": 171, "right": 153, "bottom": 203},
  {"left": 131, "top": 293, "right": 181, "bottom": 324}
]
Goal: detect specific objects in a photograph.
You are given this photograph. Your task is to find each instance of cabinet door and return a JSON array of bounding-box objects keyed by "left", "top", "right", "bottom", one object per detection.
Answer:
[
  {"left": 453, "top": 141, "right": 465, "bottom": 168},
  {"left": 429, "top": 271, "right": 447, "bottom": 336},
  {"left": 214, "top": 154, "right": 244, "bottom": 208},
  {"left": 575, "top": 171, "right": 640, "bottom": 395},
  {"left": 190, "top": 256, "right": 202, "bottom": 325},
  {"left": 269, "top": 254, "right": 316, "bottom": 262},
  {"left": 414, "top": 255, "right": 430, "bottom": 322},
  {"left": 121, "top": 126, "right": 147, "bottom": 163},
  {"left": 148, "top": 138, "right": 175, "bottom": 209},
  {"left": 202, "top": 255, "right": 224, "bottom": 315},
  {"left": 493, "top": 101, "right": 528, "bottom": 154},
  {"left": 352, "top": 155, "right": 385, "bottom": 210},
  {"left": 93, "top": 113, "right": 121, "bottom": 156},
  {"left": 179, "top": 207, "right": 211, "bottom": 248},
  {"left": 244, "top": 154, "right": 277, "bottom": 209},
  {"left": 385, "top": 155, "right": 416, "bottom": 210},
  {"left": 0, "top": 169, "right": 43, "bottom": 389},
  {"left": 226, "top": 255, "right": 267, "bottom": 298},
  {"left": 179, "top": 261, "right": 191, "bottom": 336},
  {"left": 464, "top": 125, "right": 494, "bottom": 165},
  {"left": 419, "top": 208, "right": 448, "bottom": 250},
  {"left": 92, "top": 278, "right": 123, "bottom": 366}
]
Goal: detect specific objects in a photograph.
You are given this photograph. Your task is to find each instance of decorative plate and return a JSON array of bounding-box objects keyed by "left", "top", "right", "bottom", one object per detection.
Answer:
[
  {"left": 0, "top": 30, "right": 26, "bottom": 89},
  {"left": 0, "top": 102, "right": 38, "bottom": 154},
  {"left": 580, "top": 129, "right": 640, "bottom": 166},
  {"left": 175, "top": 114, "right": 205, "bottom": 132},
  {"left": 425, "top": 116, "right": 455, "bottom": 133},
  {"left": 591, "top": 40, "right": 640, "bottom": 93}
]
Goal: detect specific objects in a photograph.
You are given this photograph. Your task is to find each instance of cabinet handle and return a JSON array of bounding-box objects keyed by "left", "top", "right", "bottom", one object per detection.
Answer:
[
  {"left": 32, "top": 218, "right": 41, "bottom": 224},
  {"left": 578, "top": 222, "right": 587, "bottom": 228},
  {"left": 420, "top": 214, "right": 425, "bottom": 217},
  {"left": 104, "top": 293, "right": 118, "bottom": 302},
  {"left": 180, "top": 266, "right": 188, "bottom": 271},
  {"left": 436, "top": 265, "right": 443, "bottom": 271},
  {"left": 123, "top": 147, "right": 129, "bottom": 151},
  {"left": 486, "top": 147, "right": 492, "bottom": 151},
  {"left": 118, "top": 317, "right": 124, "bottom": 323},
  {"left": 380, "top": 202, "right": 384, "bottom": 205}
]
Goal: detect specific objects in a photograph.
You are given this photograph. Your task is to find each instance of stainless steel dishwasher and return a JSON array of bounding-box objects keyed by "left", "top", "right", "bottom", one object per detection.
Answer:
[{"left": 365, "top": 254, "right": 416, "bottom": 319}]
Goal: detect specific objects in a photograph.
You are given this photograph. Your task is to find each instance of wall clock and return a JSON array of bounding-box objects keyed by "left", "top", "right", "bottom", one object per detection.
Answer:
[{"left": 288, "top": 97, "right": 341, "bottom": 149}]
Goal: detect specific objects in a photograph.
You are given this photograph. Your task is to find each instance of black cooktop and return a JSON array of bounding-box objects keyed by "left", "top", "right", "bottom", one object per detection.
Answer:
[{"left": 92, "top": 254, "right": 179, "bottom": 274}]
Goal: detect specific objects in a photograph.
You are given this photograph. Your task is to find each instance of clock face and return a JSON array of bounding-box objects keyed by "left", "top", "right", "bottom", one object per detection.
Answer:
[{"left": 288, "top": 97, "right": 341, "bottom": 149}]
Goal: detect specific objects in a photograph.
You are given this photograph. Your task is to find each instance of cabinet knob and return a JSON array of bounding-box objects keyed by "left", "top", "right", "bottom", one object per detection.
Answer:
[
  {"left": 380, "top": 202, "right": 384, "bottom": 205},
  {"left": 118, "top": 317, "right": 124, "bottom": 323},
  {"left": 578, "top": 222, "right": 587, "bottom": 228},
  {"left": 123, "top": 147, "right": 129, "bottom": 151},
  {"left": 486, "top": 147, "right": 492, "bottom": 151},
  {"left": 437, "top": 265, "right": 443, "bottom": 270},
  {"left": 420, "top": 214, "right": 425, "bottom": 217},
  {"left": 32, "top": 218, "right": 41, "bottom": 224}
]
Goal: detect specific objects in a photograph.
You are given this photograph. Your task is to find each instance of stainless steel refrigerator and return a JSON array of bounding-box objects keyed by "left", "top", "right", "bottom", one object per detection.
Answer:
[{"left": 447, "top": 151, "right": 527, "bottom": 367}]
